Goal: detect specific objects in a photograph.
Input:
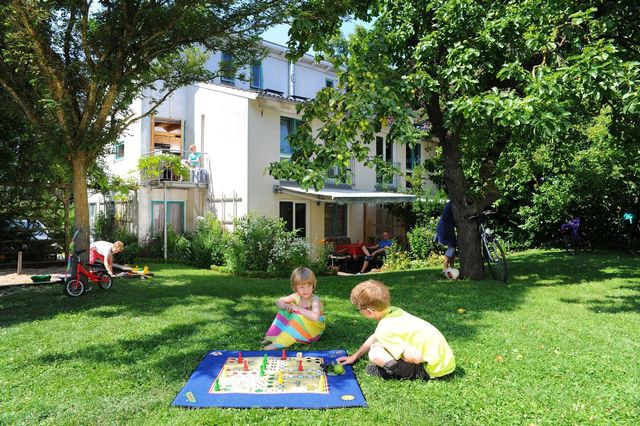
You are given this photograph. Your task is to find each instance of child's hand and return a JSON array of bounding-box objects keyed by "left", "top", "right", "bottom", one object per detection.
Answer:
[
  {"left": 286, "top": 304, "right": 300, "bottom": 313},
  {"left": 336, "top": 355, "right": 357, "bottom": 365}
]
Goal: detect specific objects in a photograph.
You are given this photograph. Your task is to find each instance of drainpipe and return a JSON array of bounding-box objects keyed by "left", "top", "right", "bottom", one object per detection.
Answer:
[{"left": 289, "top": 61, "right": 295, "bottom": 97}]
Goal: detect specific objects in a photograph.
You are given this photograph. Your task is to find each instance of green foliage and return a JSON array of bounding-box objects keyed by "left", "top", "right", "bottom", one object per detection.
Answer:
[
  {"left": 379, "top": 244, "right": 411, "bottom": 272},
  {"left": 407, "top": 218, "right": 441, "bottom": 260},
  {"left": 112, "top": 230, "right": 139, "bottom": 264},
  {"left": 267, "top": 236, "right": 310, "bottom": 274},
  {"left": 137, "top": 154, "right": 189, "bottom": 182},
  {"left": 190, "top": 213, "right": 227, "bottom": 268},
  {"left": 92, "top": 212, "right": 116, "bottom": 242},
  {"left": 225, "top": 213, "right": 290, "bottom": 273}
]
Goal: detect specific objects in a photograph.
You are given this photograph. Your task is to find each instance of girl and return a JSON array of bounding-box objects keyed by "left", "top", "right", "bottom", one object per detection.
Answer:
[{"left": 262, "top": 267, "right": 325, "bottom": 350}]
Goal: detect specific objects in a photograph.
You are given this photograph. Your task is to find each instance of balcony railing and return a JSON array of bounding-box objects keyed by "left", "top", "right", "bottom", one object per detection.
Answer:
[{"left": 139, "top": 149, "right": 210, "bottom": 185}]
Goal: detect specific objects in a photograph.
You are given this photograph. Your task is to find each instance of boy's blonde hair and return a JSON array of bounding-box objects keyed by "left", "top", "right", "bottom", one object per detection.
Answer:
[
  {"left": 189, "top": 144, "right": 197, "bottom": 151},
  {"left": 113, "top": 241, "right": 124, "bottom": 252},
  {"left": 290, "top": 267, "right": 316, "bottom": 291},
  {"left": 350, "top": 279, "right": 390, "bottom": 311}
]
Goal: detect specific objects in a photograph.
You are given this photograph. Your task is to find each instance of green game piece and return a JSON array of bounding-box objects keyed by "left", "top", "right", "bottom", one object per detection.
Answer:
[
  {"left": 214, "top": 379, "right": 220, "bottom": 391},
  {"left": 259, "top": 365, "right": 265, "bottom": 376}
]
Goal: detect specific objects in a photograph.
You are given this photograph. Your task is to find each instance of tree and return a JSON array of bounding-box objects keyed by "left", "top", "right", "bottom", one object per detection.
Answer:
[
  {"left": 270, "top": 0, "right": 639, "bottom": 279},
  {"left": 0, "top": 0, "right": 291, "bottom": 251}
]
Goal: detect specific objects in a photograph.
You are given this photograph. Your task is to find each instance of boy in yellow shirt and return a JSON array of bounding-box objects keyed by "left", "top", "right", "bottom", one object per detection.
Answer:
[{"left": 337, "top": 279, "right": 456, "bottom": 380}]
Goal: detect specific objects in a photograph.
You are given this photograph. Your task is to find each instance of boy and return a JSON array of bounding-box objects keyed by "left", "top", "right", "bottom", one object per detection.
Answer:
[
  {"left": 337, "top": 279, "right": 455, "bottom": 380},
  {"left": 89, "top": 240, "right": 124, "bottom": 276}
]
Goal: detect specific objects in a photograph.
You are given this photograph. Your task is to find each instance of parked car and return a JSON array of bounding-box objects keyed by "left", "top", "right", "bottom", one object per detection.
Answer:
[{"left": 0, "top": 219, "right": 63, "bottom": 262}]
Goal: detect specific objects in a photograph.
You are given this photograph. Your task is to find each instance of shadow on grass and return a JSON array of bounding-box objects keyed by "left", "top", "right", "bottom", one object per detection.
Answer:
[
  {"left": 2, "top": 251, "right": 637, "bottom": 384},
  {"left": 560, "top": 283, "right": 640, "bottom": 314}
]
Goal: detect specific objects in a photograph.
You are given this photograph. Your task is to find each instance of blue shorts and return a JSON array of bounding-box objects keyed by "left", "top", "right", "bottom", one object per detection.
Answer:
[{"left": 445, "top": 247, "right": 456, "bottom": 258}]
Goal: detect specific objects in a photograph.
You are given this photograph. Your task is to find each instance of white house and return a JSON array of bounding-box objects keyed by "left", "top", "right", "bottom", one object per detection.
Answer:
[{"left": 90, "top": 40, "right": 434, "bottom": 246}]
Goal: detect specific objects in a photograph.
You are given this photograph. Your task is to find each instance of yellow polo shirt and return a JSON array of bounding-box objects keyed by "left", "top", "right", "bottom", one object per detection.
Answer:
[{"left": 374, "top": 307, "right": 456, "bottom": 378}]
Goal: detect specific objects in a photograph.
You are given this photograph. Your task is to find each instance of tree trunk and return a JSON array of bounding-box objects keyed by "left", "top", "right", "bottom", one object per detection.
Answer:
[
  {"left": 71, "top": 153, "right": 91, "bottom": 259},
  {"left": 441, "top": 133, "right": 484, "bottom": 280}
]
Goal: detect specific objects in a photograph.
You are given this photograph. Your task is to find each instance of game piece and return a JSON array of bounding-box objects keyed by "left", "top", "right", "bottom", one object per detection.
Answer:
[
  {"left": 259, "top": 365, "right": 265, "bottom": 376},
  {"left": 298, "top": 360, "right": 303, "bottom": 371},
  {"left": 281, "top": 349, "right": 286, "bottom": 360},
  {"left": 277, "top": 371, "right": 283, "bottom": 384},
  {"left": 318, "top": 375, "right": 325, "bottom": 391},
  {"left": 243, "top": 360, "right": 249, "bottom": 371},
  {"left": 296, "top": 351, "right": 302, "bottom": 361},
  {"left": 333, "top": 363, "right": 345, "bottom": 375},
  {"left": 214, "top": 379, "right": 220, "bottom": 391},
  {"left": 237, "top": 352, "right": 243, "bottom": 363},
  {"left": 263, "top": 353, "right": 268, "bottom": 364}
]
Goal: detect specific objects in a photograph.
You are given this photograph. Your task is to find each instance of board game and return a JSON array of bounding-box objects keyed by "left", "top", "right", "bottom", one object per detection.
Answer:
[
  {"left": 210, "top": 352, "right": 328, "bottom": 394},
  {"left": 172, "top": 349, "right": 367, "bottom": 409}
]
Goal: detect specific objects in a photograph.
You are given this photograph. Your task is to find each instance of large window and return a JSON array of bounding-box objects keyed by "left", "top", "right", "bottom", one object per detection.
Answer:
[
  {"left": 280, "top": 117, "right": 301, "bottom": 160},
  {"left": 324, "top": 204, "right": 347, "bottom": 238},
  {"left": 250, "top": 62, "right": 263, "bottom": 89},
  {"left": 151, "top": 201, "right": 185, "bottom": 235},
  {"left": 220, "top": 52, "right": 234, "bottom": 85},
  {"left": 279, "top": 201, "right": 307, "bottom": 238},
  {"left": 405, "top": 144, "right": 421, "bottom": 189}
]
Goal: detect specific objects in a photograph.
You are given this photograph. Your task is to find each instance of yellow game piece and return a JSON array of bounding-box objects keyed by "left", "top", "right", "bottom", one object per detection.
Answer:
[
  {"left": 277, "top": 371, "right": 283, "bottom": 384},
  {"left": 132, "top": 266, "right": 138, "bottom": 272},
  {"left": 143, "top": 265, "right": 149, "bottom": 274},
  {"left": 318, "top": 375, "right": 326, "bottom": 391}
]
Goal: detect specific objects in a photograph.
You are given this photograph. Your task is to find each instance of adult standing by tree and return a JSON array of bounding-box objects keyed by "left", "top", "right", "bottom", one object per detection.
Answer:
[{"left": 0, "top": 0, "right": 293, "bottom": 253}]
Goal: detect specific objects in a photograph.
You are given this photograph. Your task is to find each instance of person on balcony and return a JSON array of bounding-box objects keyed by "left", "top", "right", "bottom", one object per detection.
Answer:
[
  {"left": 359, "top": 231, "right": 393, "bottom": 274},
  {"left": 184, "top": 144, "right": 202, "bottom": 182}
]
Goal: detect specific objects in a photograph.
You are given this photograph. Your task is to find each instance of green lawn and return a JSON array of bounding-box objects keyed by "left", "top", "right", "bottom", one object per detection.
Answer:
[{"left": 1, "top": 250, "right": 638, "bottom": 425}]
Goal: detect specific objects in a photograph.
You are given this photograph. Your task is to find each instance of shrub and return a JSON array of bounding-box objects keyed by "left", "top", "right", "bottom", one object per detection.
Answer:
[
  {"left": 381, "top": 244, "right": 412, "bottom": 272},
  {"left": 112, "top": 230, "right": 139, "bottom": 264},
  {"left": 268, "top": 236, "right": 310, "bottom": 274},
  {"left": 93, "top": 212, "right": 116, "bottom": 242},
  {"left": 225, "top": 213, "right": 289, "bottom": 274},
  {"left": 407, "top": 218, "right": 440, "bottom": 259},
  {"left": 139, "top": 234, "right": 163, "bottom": 258},
  {"left": 190, "top": 213, "right": 227, "bottom": 268}
]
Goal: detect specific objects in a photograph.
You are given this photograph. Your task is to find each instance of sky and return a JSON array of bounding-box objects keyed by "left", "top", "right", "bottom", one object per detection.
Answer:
[{"left": 260, "top": 20, "right": 372, "bottom": 50}]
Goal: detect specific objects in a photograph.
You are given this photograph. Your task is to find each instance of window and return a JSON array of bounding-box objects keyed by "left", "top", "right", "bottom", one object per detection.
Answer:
[
  {"left": 251, "top": 62, "right": 263, "bottom": 89},
  {"left": 220, "top": 52, "right": 234, "bottom": 85},
  {"left": 375, "top": 135, "right": 395, "bottom": 186},
  {"left": 324, "top": 204, "right": 347, "bottom": 238},
  {"left": 280, "top": 117, "right": 301, "bottom": 160},
  {"left": 114, "top": 140, "right": 125, "bottom": 160},
  {"left": 406, "top": 144, "right": 421, "bottom": 172},
  {"left": 325, "top": 79, "right": 334, "bottom": 88},
  {"left": 89, "top": 203, "right": 96, "bottom": 227},
  {"left": 279, "top": 201, "right": 307, "bottom": 238},
  {"left": 151, "top": 201, "right": 185, "bottom": 235}
]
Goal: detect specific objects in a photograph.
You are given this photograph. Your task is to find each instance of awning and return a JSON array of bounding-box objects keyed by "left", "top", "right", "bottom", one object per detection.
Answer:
[{"left": 274, "top": 183, "right": 415, "bottom": 204}]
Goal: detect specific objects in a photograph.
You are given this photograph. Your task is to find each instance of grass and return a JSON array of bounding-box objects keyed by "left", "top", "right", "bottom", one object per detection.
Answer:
[{"left": 1, "top": 249, "right": 638, "bottom": 425}]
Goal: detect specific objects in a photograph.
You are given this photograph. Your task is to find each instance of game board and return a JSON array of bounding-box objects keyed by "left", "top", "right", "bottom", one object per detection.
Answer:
[{"left": 172, "top": 349, "right": 367, "bottom": 409}]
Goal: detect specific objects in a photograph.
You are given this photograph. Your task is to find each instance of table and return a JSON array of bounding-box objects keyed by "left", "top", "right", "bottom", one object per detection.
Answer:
[{"left": 335, "top": 243, "right": 365, "bottom": 258}]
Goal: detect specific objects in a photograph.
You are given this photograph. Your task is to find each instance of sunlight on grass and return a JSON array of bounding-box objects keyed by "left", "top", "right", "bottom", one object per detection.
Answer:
[{"left": 1, "top": 250, "right": 638, "bottom": 424}]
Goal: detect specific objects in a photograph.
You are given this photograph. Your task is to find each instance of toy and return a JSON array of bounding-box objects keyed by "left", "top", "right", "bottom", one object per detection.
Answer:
[{"left": 446, "top": 267, "right": 460, "bottom": 280}]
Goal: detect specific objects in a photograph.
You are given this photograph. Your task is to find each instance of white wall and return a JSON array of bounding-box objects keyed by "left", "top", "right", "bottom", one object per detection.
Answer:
[{"left": 293, "top": 60, "right": 336, "bottom": 99}]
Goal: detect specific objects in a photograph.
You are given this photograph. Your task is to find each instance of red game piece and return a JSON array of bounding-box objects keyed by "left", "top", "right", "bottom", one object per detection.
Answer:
[
  {"left": 237, "top": 352, "right": 243, "bottom": 363},
  {"left": 281, "top": 349, "right": 286, "bottom": 360},
  {"left": 298, "top": 360, "right": 303, "bottom": 371},
  {"left": 243, "top": 360, "right": 249, "bottom": 371}
]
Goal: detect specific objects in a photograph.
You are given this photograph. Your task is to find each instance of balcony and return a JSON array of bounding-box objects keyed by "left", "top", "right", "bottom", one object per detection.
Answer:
[{"left": 138, "top": 149, "right": 210, "bottom": 187}]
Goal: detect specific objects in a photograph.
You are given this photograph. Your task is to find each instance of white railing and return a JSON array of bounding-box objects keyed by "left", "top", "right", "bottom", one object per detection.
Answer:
[{"left": 139, "top": 150, "right": 210, "bottom": 185}]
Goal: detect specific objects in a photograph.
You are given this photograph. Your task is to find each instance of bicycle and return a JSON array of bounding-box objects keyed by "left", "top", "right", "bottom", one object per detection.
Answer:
[
  {"left": 64, "top": 232, "right": 114, "bottom": 297},
  {"left": 466, "top": 210, "right": 508, "bottom": 282}
]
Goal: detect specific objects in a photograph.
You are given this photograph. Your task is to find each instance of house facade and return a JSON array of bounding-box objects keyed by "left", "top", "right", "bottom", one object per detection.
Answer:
[{"left": 90, "top": 40, "right": 434, "bottom": 246}]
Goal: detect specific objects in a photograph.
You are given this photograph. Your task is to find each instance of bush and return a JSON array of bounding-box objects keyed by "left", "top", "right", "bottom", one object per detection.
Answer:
[
  {"left": 190, "top": 213, "right": 227, "bottom": 268},
  {"left": 93, "top": 212, "right": 116, "bottom": 242},
  {"left": 225, "top": 213, "right": 289, "bottom": 273},
  {"left": 112, "top": 230, "right": 139, "bottom": 264},
  {"left": 407, "top": 218, "right": 440, "bottom": 259},
  {"left": 139, "top": 234, "right": 163, "bottom": 258},
  {"left": 381, "top": 244, "right": 412, "bottom": 272},
  {"left": 268, "top": 236, "right": 310, "bottom": 274}
]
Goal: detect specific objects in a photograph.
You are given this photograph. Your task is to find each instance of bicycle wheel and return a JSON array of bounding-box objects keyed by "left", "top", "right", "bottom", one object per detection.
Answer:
[
  {"left": 97, "top": 273, "right": 113, "bottom": 290},
  {"left": 64, "top": 278, "right": 84, "bottom": 297},
  {"left": 483, "top": 238, "right": 508, "bottom": 282}
]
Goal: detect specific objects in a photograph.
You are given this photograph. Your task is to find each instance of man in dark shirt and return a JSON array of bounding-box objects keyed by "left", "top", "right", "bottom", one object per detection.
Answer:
[{"left": 434, "top": 201, "right": 457, "bottom": 275}]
